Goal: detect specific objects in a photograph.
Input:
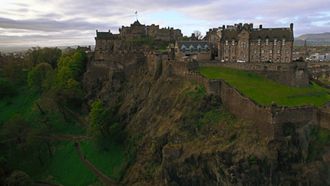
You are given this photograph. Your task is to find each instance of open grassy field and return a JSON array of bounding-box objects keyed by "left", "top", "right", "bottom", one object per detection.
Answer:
[{"left": 199, "top": 66, "right": 330, "bottom": 107}]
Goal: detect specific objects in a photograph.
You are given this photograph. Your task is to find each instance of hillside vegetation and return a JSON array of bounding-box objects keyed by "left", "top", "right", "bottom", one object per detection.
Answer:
[
  {"left": 0, "top": 48, "right": 128, "bottom": 185},
  {"left": 200, "top": 66, "right": 330, "bottom": 107}
]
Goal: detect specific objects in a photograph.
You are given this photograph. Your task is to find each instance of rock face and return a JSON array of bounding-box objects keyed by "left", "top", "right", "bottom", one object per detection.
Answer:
[{"left": 83, "top": 54, "right": 330, "bottom": 186}]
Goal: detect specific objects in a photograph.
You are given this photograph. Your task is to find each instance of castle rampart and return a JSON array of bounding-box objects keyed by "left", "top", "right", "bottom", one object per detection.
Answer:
[{"left": 146, "top": 55, "right": 329, "bottom": 139}]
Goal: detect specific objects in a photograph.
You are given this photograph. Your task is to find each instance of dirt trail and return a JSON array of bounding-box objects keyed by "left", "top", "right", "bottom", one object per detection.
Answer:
[{"left": 74, "top": 142, "right": 118, "bottom": 186}]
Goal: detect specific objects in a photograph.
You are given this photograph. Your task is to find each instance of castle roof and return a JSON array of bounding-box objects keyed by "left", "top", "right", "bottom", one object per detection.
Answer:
[
  {"left": 220, "top": 26, "right": 294, "bottom": 41},
  {"left": 221, "top": 29, "right": 239, "bottom": 41},
  {"left": 132, "top": 20, "right": 142, "bottom": 26},
  {"left": 177, "top": 41, "right": 209, "bottom": 51},
  {"left": 96, "top": 31, "right": 119, "bottom": 39},
  {"left": 250, "top": 28, "right": 293, "bottom": 41}
]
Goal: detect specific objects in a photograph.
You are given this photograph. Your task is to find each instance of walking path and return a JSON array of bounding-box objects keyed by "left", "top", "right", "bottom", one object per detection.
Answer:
[{"left": 74, "top": 142, "right": 118, "bottom": 186}]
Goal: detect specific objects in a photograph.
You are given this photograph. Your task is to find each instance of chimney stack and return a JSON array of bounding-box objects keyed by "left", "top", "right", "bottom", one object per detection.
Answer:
[
  {"left": 259, "top": 24, "right": 262, "bottom": 29},
  {"left": 290, "top": 23, "right": 294, "bottom": 31}
]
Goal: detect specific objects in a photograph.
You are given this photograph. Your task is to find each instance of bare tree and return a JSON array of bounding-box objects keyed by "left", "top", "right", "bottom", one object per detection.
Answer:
[{"left": 193, "top": 30, "right": 203, "bottom": 40}]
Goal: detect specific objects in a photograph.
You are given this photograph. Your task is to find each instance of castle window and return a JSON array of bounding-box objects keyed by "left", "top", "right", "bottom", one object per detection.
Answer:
[
  {"left": 232, "top": 40, "right": 235, "bottom": 45},
  {"left": 181, "top": 45, "right": 187, "bottom": 51},
  {"left": 274, "top": 39, "right": 277, "bottom": 45},
  {"left": 197, "top": 44, "right": 202, "bottom": 52},
  {"left": 258, "top": 39, "right": 261, "bottom": 45},
  {"left": 225, "top": 40, "right": 228, "bottom": 45},
  {"left": 189, "top": 45, "right": 194, "bottom": 52},
  {"left": 266, "top": 39, "right": 269, "bottom": 45},
  {"left": 282, "top": 39, "right": 286, "bottom": 45}
]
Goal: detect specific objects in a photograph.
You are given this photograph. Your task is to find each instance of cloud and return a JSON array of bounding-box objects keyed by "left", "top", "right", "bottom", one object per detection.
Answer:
[
  {"left": 0, "top": 0, "right": 330, "bottom": 48},
  {"left": 0, "top": 17, "right": 117, "bottom": 32}
]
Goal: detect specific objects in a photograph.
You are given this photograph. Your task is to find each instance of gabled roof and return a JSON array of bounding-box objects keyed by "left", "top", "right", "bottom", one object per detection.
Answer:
[{"left": 177, "top": 41, "right": 209, "bottom": 49}]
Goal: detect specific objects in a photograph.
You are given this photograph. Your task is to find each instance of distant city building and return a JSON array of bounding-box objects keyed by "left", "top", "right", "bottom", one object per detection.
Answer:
[
  {"left": 308, "top": 53, "right": 330, "bottom": 61},
  {"left": 217, "top": 23, "right": 294, "bottom": 63}
]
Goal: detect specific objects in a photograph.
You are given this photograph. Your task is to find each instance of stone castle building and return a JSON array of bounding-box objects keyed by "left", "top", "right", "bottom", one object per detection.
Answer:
[
  {"left": 174, "top": 41, "right": 211, "bottom": 61},
  {"left": 212, "top": 23, "right": 294, "bottom": 63},
  {"left": 94, "top": 20, "right": 182, "bottom": 60}
]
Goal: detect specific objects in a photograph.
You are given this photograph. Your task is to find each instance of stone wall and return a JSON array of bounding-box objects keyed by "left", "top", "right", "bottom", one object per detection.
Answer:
[
  {"left": 145, "top": 54, "right": 329, "bottom": 139},
  {"left": 319, "top": 108, "right": 330, "bottom": 130},
  {"left": 218, "top": 80, "right": 274, "bottom": 137},
  {"left": 198, "top": 61, "right": 309, "bottom": 87},
  {"left": 307, "top": 62, "right": 330, "bottom": 80}
]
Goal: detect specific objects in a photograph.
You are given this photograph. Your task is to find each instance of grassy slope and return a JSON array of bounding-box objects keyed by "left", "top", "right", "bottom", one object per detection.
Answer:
[
  {"left": 0, "top": 88, "right": 126, "bottom": 185},
  {"left": 81, "top": 141, "right": 127, "bottom": 181},
  {"left": 40, "top": 142, "right": 97, "bottom": 186},
  {"left": 200, "top": 66, "right": 330, "bottom": 107}
]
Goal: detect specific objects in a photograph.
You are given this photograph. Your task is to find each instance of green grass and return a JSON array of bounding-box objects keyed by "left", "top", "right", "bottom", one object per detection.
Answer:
[
  {"left": 39, "top": 142, "right": 97, "bottom": 185},
  {"left": 199, "top": 66, "right": 330, "bottom": 107},
  {"left": 5, "top": 141, "right": 97, "bottom": 186},
  {"left": 80, "top": 141, "right": 127, "bottom": 181}
]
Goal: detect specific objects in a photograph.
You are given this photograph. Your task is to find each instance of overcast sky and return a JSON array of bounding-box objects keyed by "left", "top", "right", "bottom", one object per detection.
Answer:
[{"left": 1, "top": 0, "right": 330, "bottom": 48}]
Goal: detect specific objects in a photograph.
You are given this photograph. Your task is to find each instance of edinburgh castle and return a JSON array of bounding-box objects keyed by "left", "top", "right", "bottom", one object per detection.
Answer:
[{"left": 94, "top": 20, "right": 294, "bottom": 63}]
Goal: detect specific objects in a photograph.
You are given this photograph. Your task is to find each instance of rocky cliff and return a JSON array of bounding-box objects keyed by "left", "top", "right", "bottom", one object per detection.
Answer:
[{"left": 83, "top": 56, "right": 329, "bottom": 186}]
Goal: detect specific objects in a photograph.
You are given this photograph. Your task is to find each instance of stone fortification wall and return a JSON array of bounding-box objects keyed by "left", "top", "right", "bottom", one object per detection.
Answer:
[
  {"left": 145, "top": 54, "right": 329, "bottom": 138},
  {"left": 319, "top": 108, "right": 330, "bottom": 130},
  {"left": 219, "top": 80, "right": 274, "bottom": 137}
]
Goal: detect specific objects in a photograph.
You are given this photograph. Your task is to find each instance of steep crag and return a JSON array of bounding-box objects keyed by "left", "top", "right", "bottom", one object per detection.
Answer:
[{"left": 83, "top": 56, "right": 329, "bottom": 186}]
